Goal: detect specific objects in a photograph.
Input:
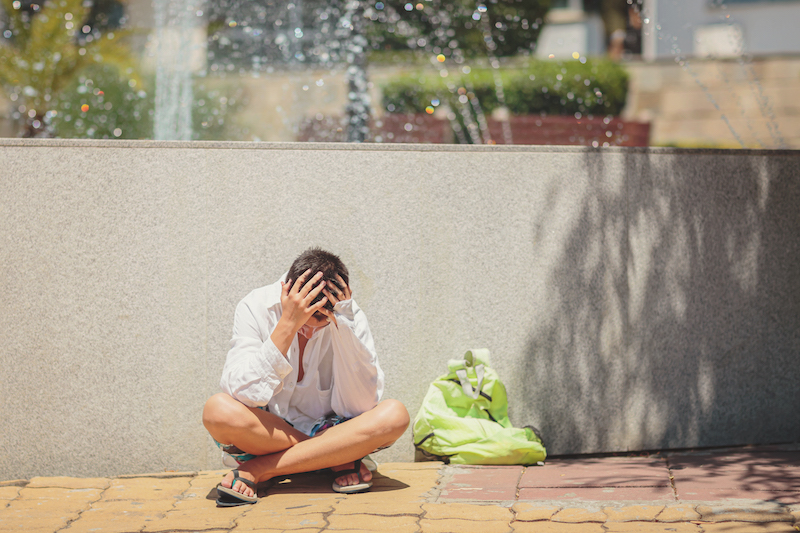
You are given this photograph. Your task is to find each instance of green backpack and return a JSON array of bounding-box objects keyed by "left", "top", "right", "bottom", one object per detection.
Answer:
[{"left": 413, "top": 349, "right": 546, "bottom": 465}]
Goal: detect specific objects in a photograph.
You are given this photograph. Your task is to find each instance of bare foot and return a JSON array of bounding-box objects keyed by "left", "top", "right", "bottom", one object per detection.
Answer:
[
  {"left": 220, "top": 469, "right": 258, "bottom": 497},
  {"left": 332, "top": 461, "right": 372, "bottom": 488}
]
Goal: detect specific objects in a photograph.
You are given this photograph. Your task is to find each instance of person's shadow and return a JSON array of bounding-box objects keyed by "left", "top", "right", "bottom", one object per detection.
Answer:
[{"left": 206, "top": 470, "right": 410, "bottom": 500}]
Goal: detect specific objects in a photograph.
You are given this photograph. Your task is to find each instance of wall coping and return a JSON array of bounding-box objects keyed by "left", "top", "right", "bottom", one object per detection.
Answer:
[{"left": 1, "top": 138, "right": 798, "bottom": 156}]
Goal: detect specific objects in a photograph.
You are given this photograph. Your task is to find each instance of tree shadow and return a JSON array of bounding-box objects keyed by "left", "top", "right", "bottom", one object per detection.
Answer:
[{"left": 520, "top": 149, "right": 800, "bottom": 455}]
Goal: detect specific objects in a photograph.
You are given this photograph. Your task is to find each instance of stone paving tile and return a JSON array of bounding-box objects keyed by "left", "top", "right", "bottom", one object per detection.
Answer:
[
  {"left": 511, "top": 521, "right": 605, "bottom": 532},
  {"left": 327, "top": 513, "right": 420, "bottom": 531},
  {"left": 63, "top": 499, "right": 175, "bottom": 533},
  {"left": 17, "top": 487, "right": 103, "bottom": 503},
  {"left": 0, "top": 517, "right": 72, "bottom": 533},
  {"left": 511, "top": 501, "right": 561, "bottom": 521},
  {"left": 551, "top": 507, "right": 608, "bottom": 522},
  {"left": 604, "top": 522, "right": 702, "bottom": 532},
  {"left": 678, "top": 488, "right": 800, "bottom": 504},
  {"left": 438, "top": 466, "right": 522, "bottom": 501},
  {"left": 422, "top": 502, "right": 513, "bottom": 521},
  {"left": 419, "top": 518, "right": 512, "bottom": 533},
  {"left": 0, "top": 498, "right": 86, "bottom": 532},
  {"left": 657, "top": 503, "right": 703, "bottom": 522},
  {"left": 696, "top": 503, "right": 795, "bottom": 522},
  {"left": 25, "top": 477, "right": 110, "bottom": 490},
  {"left": 670, "top": 452, "right": 800, "bottom": 495},
  {"left": 386, "top": 461, "right": 444, "bottom": 470},
  {"left": 603, "top": 504, "right": 665, "bottom": 521},
  {"left": 698, "top": 522, "right": 798, "bottom": 532},
  {"left": 333, "top": 498, "right": 423, "bottom": 516},
  {"left": 238, "top": 510, "right": 329, "bottom": 530},
  {"left": 520, "top": 457, "right": 671, "bottom": 488},
  {"left": 244, "top": 529, "right": 321, "bottom": 533},
  {"left": 518, "top": 485, "right": 676, "bottom": 501},
  {"left": 101, "top": 475, "right": 194, "bottom": 501},
  {"left": 142, "top": 506, "right": 243, "bottom": 532},
  {"left": 0, "top": 489, "right": 20, "bottom": 501}
]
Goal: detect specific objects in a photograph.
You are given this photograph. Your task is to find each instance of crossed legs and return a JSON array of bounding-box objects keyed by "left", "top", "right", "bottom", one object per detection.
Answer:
[{"left": 202, "top": 393, "right": 410, "bottom": 497}]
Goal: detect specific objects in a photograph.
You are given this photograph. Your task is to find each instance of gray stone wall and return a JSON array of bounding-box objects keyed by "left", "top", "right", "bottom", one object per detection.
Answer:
[{"left": 0, "top": 139, "right": 798, "bottom": 480}]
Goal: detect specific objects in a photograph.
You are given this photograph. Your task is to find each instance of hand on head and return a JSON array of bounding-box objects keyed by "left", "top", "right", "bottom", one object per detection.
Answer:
[{"left": 280, "top": 269, "right": 329, "bottom": 334}]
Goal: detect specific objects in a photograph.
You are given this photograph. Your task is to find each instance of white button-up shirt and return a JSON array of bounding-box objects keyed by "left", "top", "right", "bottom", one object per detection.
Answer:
[{"left": 219, "top": 276, "right": 384, "bottom": 435}]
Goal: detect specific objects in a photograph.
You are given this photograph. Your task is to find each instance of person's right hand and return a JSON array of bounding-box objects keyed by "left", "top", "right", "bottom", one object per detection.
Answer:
[
  {"left": 279, "top": 269, "right": 328, "bottom": 334},
  {"left": 271, "top": 269, "right": 328, "bottom": 356}
]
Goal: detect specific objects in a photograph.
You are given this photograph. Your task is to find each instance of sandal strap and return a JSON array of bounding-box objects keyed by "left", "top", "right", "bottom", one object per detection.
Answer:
[
  {"left": 333, "top": 458, "right": 363, "bottom": 479},
  {"left": 231, "top": 469, "right": 257, "bottom": 490}
]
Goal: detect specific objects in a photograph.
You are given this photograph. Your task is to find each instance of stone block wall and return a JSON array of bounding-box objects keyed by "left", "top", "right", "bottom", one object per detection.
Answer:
[{"left": 0, "top": 140, "right": 797, "bottom": 479}]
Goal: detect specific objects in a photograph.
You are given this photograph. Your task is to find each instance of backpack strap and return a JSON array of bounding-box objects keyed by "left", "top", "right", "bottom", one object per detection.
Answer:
[{"left": 455, "top": 364, "right": 485, "bottom": 400}]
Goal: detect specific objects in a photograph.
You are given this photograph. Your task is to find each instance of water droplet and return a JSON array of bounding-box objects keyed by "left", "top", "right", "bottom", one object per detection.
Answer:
[
  {"left": 572, "top": 52, "right": 579, "bottom": 59},
  {"left": 114, "top": 128, "right": 122, "bottom": 137},
  {"left": 229, "top": 21, "right": 237, "bottom": 27},
  {"left": 404, "top": 3, "right": 413, "bottom": 10},
  {"left": 81, "top": 104, "right": 89, "bottom": 112},
  {"left": 478, "top": 4, "right": 487, "bottom": 12},
  {"left": 404, "top": 123, "right": 413, "bottom": 131},
  {"left": 548, "top": 54, "right": 555, "bottom": 59},
  {"left": 425, "top": 106, "right": 434, "bottom": 114},
  {"left": 416, "top": 3, "right": 423, "bottom": 10},
  {"left": 436, "top": 54, "right": 445, "bottom": 62},
  {"left": 375, "top": 2, "right": 384, "bottom": 9},
  {"left": 431, "top": 99, "right": 440, "bottom": 106},
  {"left": 11, "top": 1, "right": 20, "bottom": 9},
  {"left": 472, "top": 12, "right": 481, "bottom": 21},
  {"left": 462, "top": 66, "right": 471, "bottom": 74},
  {"left": 302, "top": 85, "right": 309, "bottom": 91}
]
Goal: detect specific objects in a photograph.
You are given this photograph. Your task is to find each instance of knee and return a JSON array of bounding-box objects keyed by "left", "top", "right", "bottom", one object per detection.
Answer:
[
  {"left": 203, "top": 393, "right": 245, "bottom": 433},
  {"left": 377, "top": 399, "right": 410, "bottom": 439}
]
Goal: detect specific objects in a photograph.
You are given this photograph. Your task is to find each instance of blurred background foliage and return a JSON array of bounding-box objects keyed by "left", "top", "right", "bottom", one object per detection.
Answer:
[
  {"left": 0, "top": 0, "right": 140, "bottom": 137},
  {"left": 368, "top": 0, "right": 550, "bottom": 58},
  {"left": 382, "top": 59, "right": 628, "bottom": 117}
]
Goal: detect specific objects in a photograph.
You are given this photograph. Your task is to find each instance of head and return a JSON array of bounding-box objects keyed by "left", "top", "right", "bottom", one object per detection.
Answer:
[{"left": 287, "top": 248, "right": 349, "bottom": 323}]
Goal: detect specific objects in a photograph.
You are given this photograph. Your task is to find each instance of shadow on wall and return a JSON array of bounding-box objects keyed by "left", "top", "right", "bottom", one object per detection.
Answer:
[{"left": 522, "top": 151, "right": 800, "bottom": 455}]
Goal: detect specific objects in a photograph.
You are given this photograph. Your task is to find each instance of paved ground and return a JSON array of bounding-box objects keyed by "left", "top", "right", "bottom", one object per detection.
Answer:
[{"left": 1, "top": 445, "right": 798, "bottom": 533}]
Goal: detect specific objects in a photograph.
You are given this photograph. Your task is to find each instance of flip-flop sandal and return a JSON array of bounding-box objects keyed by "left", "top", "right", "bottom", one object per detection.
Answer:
[
  {"left": 216, "top": 469, "right": 258, "bottom": 506},
  {"left": 331, "top": 458, "right": 373, "bottom": 494},
  {"left": 362, "top": 455, "right": 378, "bottom": 472}
]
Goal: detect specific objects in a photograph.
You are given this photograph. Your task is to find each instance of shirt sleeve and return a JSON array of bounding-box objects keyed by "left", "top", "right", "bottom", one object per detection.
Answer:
[
  {"left": 219, "top": 298, "right": 293, "bottom": 408},
  {"left": 329, "top": 299, "right": 385, "bottom": 418}
]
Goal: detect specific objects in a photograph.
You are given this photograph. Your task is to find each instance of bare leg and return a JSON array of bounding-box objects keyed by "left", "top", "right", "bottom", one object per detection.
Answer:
[{"left": 203, "top": 395, "right": 409, "bottom": 497}]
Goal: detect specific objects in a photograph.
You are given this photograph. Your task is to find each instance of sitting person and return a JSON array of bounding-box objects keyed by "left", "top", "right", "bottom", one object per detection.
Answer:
[{"left": 202, "top": 248, "right": 409, "bottom": 506}]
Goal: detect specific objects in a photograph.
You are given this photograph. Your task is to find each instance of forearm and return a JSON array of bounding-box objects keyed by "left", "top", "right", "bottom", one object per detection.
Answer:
[{"left": 270, "top": 317, "right": 298, "bottom": 357}]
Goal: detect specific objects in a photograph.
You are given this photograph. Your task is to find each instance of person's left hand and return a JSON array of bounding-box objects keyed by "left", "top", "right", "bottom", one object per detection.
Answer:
[{"left": 320, "top": 274, "right": 352, "bottom": 326}]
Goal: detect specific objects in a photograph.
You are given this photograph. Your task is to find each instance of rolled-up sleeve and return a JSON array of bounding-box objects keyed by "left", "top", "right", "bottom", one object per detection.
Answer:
[
  {"left": 220, "top": 299, "right": 293, "bottom": 407},
  {"left": 329, "top": 299, "right": 385, "bottom": 418}
]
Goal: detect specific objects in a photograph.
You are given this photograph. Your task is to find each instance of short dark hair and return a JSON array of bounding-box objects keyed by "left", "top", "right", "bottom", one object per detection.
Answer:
[{"left": 286, "top": 248, "right": 349, "bottom": 310}]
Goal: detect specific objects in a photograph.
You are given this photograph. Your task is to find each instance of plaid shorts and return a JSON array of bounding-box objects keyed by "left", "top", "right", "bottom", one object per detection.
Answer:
[{"left": 214, "top": 412, "right": 350, "bottom": 465}]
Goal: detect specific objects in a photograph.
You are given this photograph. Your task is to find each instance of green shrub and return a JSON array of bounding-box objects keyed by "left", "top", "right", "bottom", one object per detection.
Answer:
[
  {"left": 381, "top": 59, "right": 629, "bottom": 117},
  {"left": 51, "top": 64, "right": 153, "bottom": 139}
]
